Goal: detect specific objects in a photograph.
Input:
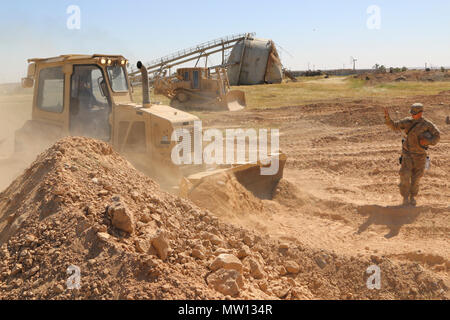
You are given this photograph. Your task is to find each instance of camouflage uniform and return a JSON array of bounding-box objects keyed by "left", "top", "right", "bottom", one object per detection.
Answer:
[{"left": 385, "top": 104, "right": 440, "bottom": 204}]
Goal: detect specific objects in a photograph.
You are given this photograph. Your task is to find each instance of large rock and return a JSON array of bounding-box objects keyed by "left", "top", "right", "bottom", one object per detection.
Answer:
[
  {"left": 209, "top": 235, "right": 223, "bottom": 246},
  {"left": 237, "top": 245, "right": 251, "bottom": 259},
  {"left": 248, "top": 258, "right": 265, "bottom": 279},
  {"left": 97, "top": 232, "right": 110, "bottom": 242},
  {"left": 285, "top": 260, "right": 300, "bottom": 274},
  {"left": 291, "top": 286, "right": 314, "bottom": 299},
  {"left": 243, "top": 235, "right": 253, "bottom": 247},
  {"left": 191, "top": 248, "right": 205, "bottom": 260},
  {"left": 109, "top": 202, "right": 134, "bottom": 234},
  {"left": 210, "top": 254, "right": 242, "bottom": 272},
  {"left": 207, "top": 269, "right": 244, "bottom": 296},
  {"left": 151, "top": 231, "right": 170, "bottom": 261},
  {"left": 272, "top": 285, "right": 290, "bottom": 298},
  {"left": 135, "top": 238, "right": 151, "bottom": 253}
]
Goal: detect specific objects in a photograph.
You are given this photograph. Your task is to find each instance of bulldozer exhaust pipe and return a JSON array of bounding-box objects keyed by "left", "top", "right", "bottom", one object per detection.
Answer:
[{"left": 137, "top": 61, "right": 151, "bottom": 108}]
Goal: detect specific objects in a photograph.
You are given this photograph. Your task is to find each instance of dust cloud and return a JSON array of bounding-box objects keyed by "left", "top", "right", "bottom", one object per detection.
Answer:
[{"left": 0, "top": 83, "right": 38, "bottom": 190}]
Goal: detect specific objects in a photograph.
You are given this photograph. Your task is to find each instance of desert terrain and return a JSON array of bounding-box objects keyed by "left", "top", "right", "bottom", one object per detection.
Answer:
[{"left": 0, "top": 74, "right": 448, "bottom": 299}]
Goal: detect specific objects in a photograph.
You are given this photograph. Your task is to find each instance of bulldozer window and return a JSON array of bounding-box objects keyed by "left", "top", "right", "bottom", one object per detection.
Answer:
[
  {"left": 37, "top": 67, "right": 64, "bottom": 113},
  {"left": 183, "top": 71, "right": 190, "bottom": 81},
  {"left": 70, "top": 65, "right": 111, "bottom": 141},
  {"left": 70, "top": 65, "right": 109, "bottom": 108},
  {"left": 107, "top": 65, "right": 128, "bottom": 92},
  {"left": 193, "top": 70, "right": 200, "bottom": 89}
]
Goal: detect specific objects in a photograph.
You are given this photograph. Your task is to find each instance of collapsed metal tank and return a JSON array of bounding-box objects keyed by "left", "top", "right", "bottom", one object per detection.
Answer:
[{"left": 227, "top": 37, "right": 283, "bottom": 85}]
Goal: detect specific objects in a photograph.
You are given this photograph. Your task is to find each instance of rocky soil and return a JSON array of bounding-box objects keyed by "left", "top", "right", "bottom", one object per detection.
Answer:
[{"left": 0, "top": 137, "right": 447, "bottom": 300}]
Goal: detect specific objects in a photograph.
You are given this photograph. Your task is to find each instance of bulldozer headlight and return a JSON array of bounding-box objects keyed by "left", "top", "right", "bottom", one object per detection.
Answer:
[
  {"left": 120, "top": 59, "right": 126, "bottom": 65},
  {"left": 107, "top": 59, "right": 112, "bottom": 65},
  {"left": 100, "top": 58, "right": 106, "bottom": 65}
]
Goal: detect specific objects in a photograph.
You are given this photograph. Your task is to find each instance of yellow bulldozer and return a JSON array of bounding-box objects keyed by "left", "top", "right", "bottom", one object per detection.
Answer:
[
  {"left": 154, "top": 67, "right": 246, "bottom": 111},
  {"left": 7, "top": 54, "right": 285, "bottom": 199}
]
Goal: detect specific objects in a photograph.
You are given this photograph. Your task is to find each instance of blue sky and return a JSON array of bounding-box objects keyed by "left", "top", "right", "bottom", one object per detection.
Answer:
[{"left": 1, "top": 0, "right": 450, "bottom": 83}]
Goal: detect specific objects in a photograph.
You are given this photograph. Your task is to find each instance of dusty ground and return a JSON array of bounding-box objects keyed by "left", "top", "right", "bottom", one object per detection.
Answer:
[
  {"left": 0, "top": 76, "right": 448, "bottom": 299},
  {"left": 193, "top": 87, "right": 450, "bottom": 295}
]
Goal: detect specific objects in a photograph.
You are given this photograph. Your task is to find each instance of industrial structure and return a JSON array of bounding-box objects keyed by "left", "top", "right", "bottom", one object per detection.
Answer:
[
  {"left": 130, "top": 33, "right": 284, "bottom": 86},
  {"left": 129, "top": 33, "right": 256, "bottom": 82},
  {"left": 226, "top": 38, "right": 283, "bottom": 85}
]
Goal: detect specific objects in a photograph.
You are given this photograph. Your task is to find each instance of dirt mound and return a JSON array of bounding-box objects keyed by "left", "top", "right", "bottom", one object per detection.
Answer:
[
  {"left": 357, "top": 70, "right": 450, "bottom": 84},
  {"left": 0, "top": 137, "right": 447, "bottom": 300}
]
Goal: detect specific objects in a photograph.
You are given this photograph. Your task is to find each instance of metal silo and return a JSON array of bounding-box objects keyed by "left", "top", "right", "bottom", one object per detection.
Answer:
[{"left": 227, "top": 37, "right": 283, "bottom": 85}]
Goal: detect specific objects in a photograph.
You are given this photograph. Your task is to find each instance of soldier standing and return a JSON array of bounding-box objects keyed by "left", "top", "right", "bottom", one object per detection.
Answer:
[{"left": 384, "top": 103, "right": 440, "bottom": 206}]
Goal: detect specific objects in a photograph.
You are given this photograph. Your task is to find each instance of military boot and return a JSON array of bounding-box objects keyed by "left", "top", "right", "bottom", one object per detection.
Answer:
[
  {"left": 402, "top": 197, "right": 409, "bottom": 206},
  {"left": 410, "top": 196, "right": 417, "bottom": 207}
]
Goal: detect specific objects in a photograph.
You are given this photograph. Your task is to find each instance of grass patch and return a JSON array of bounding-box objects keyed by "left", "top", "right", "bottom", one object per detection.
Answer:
[
  {"left": 374, "top": 81, "right": 449, "bottom": 94},
  {"left": 347, "top": 78, "right": 366, "bottom": 89},
  {"left": 232, "top": 76, "right": 450, "bottom": 109}
]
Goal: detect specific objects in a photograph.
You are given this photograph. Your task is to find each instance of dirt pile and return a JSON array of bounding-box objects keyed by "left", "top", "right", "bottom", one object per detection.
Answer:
[
  {"left": 357, "top": 70, "right": 450, "bottom": 84},
  {"left": 0, "top": 137, "right": 447, "bottom": 300}
]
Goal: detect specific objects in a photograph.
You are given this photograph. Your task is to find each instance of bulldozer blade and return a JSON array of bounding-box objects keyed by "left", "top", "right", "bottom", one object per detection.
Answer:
[
  {"left": 181, "top": 152, "right": 287, "bottom": 200},
  {"left": 224, "top": 90, "right": 246, "bottom": 111},
  {"left": 232, "top": 152, "right": 286, "bottom": 199}
]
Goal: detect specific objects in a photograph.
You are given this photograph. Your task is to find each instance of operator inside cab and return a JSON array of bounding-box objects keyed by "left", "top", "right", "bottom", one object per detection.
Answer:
[{"left": 70, "top": 66, "right": 111, "bottom": 140}]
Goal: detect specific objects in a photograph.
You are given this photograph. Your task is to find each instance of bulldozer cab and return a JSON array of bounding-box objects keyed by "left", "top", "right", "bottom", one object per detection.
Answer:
[
  {"left": 19, "top": 54, "right": 203, "bottom": 189},
  {"left": 22, "top": 54, "right": 132, "bottom": 142},
  {"left": 177, "top": 67, "right": 211, "bottom": 90}
]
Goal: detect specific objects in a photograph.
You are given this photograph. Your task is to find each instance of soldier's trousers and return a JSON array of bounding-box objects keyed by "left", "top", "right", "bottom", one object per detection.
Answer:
[{"left": 399, "top": 152, "right": 427, "bottom": 198}]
